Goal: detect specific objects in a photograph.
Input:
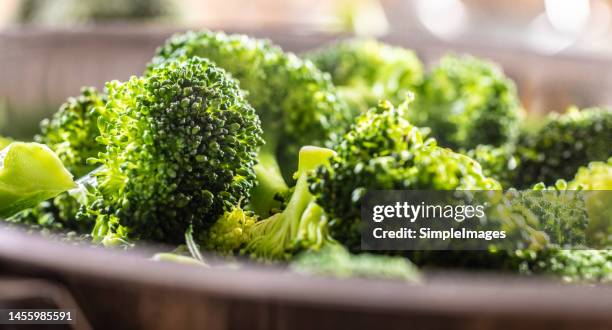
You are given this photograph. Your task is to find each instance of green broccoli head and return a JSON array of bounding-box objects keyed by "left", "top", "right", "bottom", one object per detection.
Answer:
[
  {"left": 150, "top": 31, "right": 350, "bottom": 177},
  {"left": 515, "top": 107, "right": 612, "bottom": 188},
  {"left": 36, "top": 87, "right": 107, "bottom": 178},
  {"left": 410, "top": 54, "right": 522, "bottom": 150},
  {"left": 307, "top": 38, "right": 424, "bottom": 112},
  {"left": 523, "top": 249, "right": 612, "bottom": 283},
  {"left": 309, "top": 100, "right": 501, "bottom": 250},
  {"left": 88, "top": 56, "right": 263, "bottom": 244}
]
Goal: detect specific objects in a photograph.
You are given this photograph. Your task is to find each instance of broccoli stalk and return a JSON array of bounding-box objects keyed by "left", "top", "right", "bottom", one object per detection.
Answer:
[
  {"left": 244, "top": 146, "right": 336, "bottom": 261},
  {"left": 249, "top": 137, "right": 289, "bottom": 217},
  {"left": 1, "top": 142, "right": 75, "bottom": 218}
]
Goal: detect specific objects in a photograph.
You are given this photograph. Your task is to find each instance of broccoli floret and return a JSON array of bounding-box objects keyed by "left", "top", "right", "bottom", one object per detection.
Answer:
[
  {"left": 307, "top": 38, "right": 424, "bottom": 113},
  {"left": 244, "top": 146, "right": 336, "bottom": 261},
  {"left": 291, "top": 244, "right": 421, "bottom": 282},
  {"left": 86, "top": 56, "right": 263, "bottom": 244},
  {"left": 514, "top": 107, "right": 612, "bottom": 188},
  {"left": 568, "top": 158, "right": 612, "bottom": 247},
  {"left": 465, "top": 144, "right": 518, "bottom": 188},
  {"left": 14, "top": 88, "right": 109, "bottom": 231},
  {"left": 309, "top": 100, "right": 501, "bottom": 251},
  {"left": 522, "top": 249, "right": 612, "bottom": 283},
  {"left": 37, "top": 87, "right": 107, "bottom": 178},
  {"left": 409, "top": 54, "right": 522, "bottom": 150},
  {"left": 1, "top": 142, "right": 75, "bottom": 218},
  {"left": 201, "top": 206, "right": 257, "bottom": 255},
  {"left": 150, "top": 31, "right": 351, "bottom": 216}
]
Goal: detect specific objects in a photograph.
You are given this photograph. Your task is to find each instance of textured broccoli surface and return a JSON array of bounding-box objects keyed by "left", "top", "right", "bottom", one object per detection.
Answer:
[
  {"left": 409, "top": 55, "right": 522, "bottom": 150},
  {"left": 465, "top": 144, "right": 518, "bottom": 188},
  {"left": 37, "top": 87, "right": 107, "bottom": 178},
  {"left": 86, "top": 57, "right": 263, "bottom": 244},
  {"left": 150, "top": 31, "right": 351, "bottom": 216},
  {"left": 523, "top": 249, "right": 612, "bottom": 283},
  {"left": 291, "top": 244, "right": 421, "bottom": 282},
  {"left": 307, "top": 38, "right": 424, "bottom": 113},
  {"left": 514, "top": 107, "right": 612, "bottom": 188},
  {"left": 568, "top": 158, "right": 612, "bottom": 247},
  {"left": 201, "top": 206, "right": 257, "bottom": 255},
  {"left": 309, "top": 100, "right": 501, "bottom": 250}
]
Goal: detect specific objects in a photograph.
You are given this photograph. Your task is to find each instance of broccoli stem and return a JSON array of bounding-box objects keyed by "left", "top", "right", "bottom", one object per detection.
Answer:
[
  {"left": 249, "top": 140, "right": 289, "bottom": 217},
  {"left": 245, "top": 146, "right": 336, "bottom": 260}
]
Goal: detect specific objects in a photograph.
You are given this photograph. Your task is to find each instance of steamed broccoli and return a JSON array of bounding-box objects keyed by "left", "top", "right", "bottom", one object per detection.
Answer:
[
  {"left": 1, "top": 142, "right": 75, "bottom": 218},
  {"left": 309, "top": 100, "right": 501, "bottom": 251},
  {"left": 85, "top": 56, "right": 263, "bottom": 244},
  {"left": 409, "top": 55, "right": 522, "bottom": 150},
  {"left": 201, "top": 206, "right": 257, "bottom": 255},
  {"left": 149, "top": 31, "right": 350, "bottom": 216},
  {"left": 244, "top": 146, "right": 336, "bottom": 261},
  {"left": 37, "top": 87, "right": 107, "bottom": 178},
  {"left": 291, "top": 244, "right": 421, "bottom": 282},
  {"left": 514, "top": 107, "right": 612, "bottom": 188},
  {"left": 10, "top": 88, "right": 110, "bottom": 231},
  {"left": 465, "top": 144, "right": 518, "bottom": 188},
  {"left": 568, "top": 158, "right": 612, "bottom": 247},
  {"left": 307, "top": 38, "right": 424, "bottom": 113}
]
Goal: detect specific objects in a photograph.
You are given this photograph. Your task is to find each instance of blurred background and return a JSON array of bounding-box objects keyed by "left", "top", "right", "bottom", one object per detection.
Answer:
[{"left": 2, "top": 0, "right": 612, "bottom": 138}]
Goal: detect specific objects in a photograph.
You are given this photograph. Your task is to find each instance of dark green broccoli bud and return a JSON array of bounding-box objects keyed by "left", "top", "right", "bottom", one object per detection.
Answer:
[
  {"left": 244, "top": 146, "right": 336, "bottom": 261},
  {"left": 9, "top": 192, "right": 86, "bottom": 232},
  {"left": 87, "top": 56, "right": 263, "bottom": 244},
  {"left": 291, "top": 244, "right": 421, "bottom": 282},
  {"left": 309, "top": 100, "right": 501, "bottom": 250},
  {"left": 306, "top": 38, "right": 424, "bottom": 113},
  {"left": 409, "top": 54, "right": 522, "bottom": 150},
  {"left": 36, "top": 87, "right": 107, "bottom": 178},
  {"left": 514, "top": 107, "right": 612, "bottom": 188},
  {"left": 149, "top": 31, "right": 351, "bottom": 215}
]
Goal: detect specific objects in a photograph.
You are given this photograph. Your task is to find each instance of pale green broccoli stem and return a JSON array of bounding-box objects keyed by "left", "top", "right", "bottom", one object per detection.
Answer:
[
  {"left": 250, "top": 139, "right": 289, "bottom": 217},
  {"left": 245, "top": 146, "right": 335, "bottom": 260},
  {"left": 1, "top": 142, "right": 76, "bottom": 218}
]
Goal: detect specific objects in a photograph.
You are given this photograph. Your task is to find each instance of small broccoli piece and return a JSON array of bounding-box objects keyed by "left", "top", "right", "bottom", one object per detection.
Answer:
[
  {"left": 10, "top": 88, "right": 107, "bottom": 231},
  {"left": 568, "top": 158, "right": 612, "bottom": 247},
  {"left": 291, "top": 244, "right": 421, "bottom": 282},
  {"left": 307, "top": 38, "right": 424, "bottom": 113},
  {"left": 409, "top": 54, "right": 522, "bottom": 150},
  {"left": 150, "top": 31, "right": 351, "bottom": 215},
  {"left": 201, "top": 206, "right": 257, "bottom": 255},
  {"left": 514, "top": 107, "right": 612, "bottom": 188},
  {"left": 310, "top": 100, "right": 501, "bottom": 251},
  {"left": 464, "top": 144, "right": 518, "bottom": 188},
  {"left": 244, "top": 146, "right": 336, "bottom": 261},
  {"left": 86, "top": 56, "right": 263, "bottom": 244},
  {"left": 1, "top": 142, "right": 75, "bottom": 218},
  {"left": 0, "top": 136, "right": 11, "bottom": 150},
  {"left": 523, "top": 249, "right": 612, "bottom": 283},
  {"left": 37, "top": 87, "right": 107, "bottom": 178}
]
